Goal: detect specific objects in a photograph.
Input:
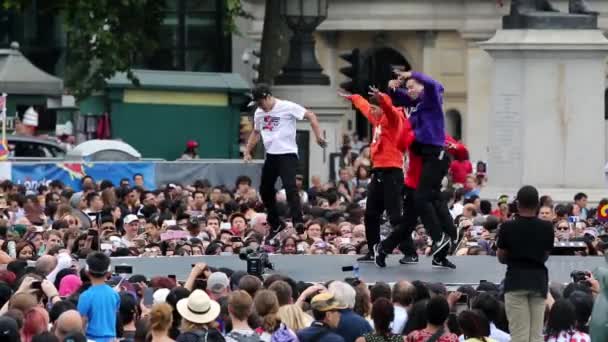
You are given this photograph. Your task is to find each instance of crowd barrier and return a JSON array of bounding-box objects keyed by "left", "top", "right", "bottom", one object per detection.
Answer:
[
  {"left": 92, "top": 255, "right": 608, "bottom": 284},
  {"left": 0, "top": 160, "right": 264, "bottom": 191}
]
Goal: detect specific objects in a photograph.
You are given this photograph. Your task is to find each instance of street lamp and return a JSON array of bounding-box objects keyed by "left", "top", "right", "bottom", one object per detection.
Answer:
[{"left": 274, "top": 0, "right": 330, "bottom": 85}]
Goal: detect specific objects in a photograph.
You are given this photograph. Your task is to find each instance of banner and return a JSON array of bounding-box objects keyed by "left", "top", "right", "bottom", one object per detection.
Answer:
[{"left": 12, "top": 162, "right": 155, "bottom": 191}]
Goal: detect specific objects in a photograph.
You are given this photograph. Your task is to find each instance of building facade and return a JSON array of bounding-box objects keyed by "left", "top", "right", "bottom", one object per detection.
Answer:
[{"left": 235, "top": 0, "right": 608, "bottom": 167}]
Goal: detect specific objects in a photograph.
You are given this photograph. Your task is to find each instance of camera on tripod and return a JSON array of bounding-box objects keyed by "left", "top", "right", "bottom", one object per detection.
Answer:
[{"left": 239, "top": 247, "right": 274, "bottom": 277}]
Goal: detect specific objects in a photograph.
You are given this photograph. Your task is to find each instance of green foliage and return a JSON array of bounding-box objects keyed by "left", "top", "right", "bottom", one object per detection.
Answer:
[
  {"left": 2, "top": 0, "right": 250, "bottom": 100},
  {"left": 225, "top": 0, "right": 251, "bottom": 35},
  {"left": 61, "top": 0, "right": 165, "bottom": 100}
]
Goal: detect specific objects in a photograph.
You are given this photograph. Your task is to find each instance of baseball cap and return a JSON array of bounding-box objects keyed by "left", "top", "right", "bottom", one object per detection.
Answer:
[
  {"left": 207, "top": 272, "right": 230, "bottom": 294},
  {"left": 251, "top": 83, "right": 272, "bottom": 101},
  {"left": 186, "top": 140, "right": 199, "bottom": 149},
  {"left": 311, "top": 292, "right": 346, "bottom": 312},
  {"left": 123, "top": 214, "right": 138, "bottom": 225},
  {"left": 498, "top": 195, "right": 509, "bottom": 205},
  {"left": 154, "top": 288, "right": 171, "bottom": 305},
  {"left": 0, "top": 316, "right": 19, "bottom": 342}
]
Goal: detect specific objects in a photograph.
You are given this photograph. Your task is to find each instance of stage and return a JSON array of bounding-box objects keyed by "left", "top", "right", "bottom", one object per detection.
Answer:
[{"left": 104, "top": 255, "right": 607, "bottom": 285}]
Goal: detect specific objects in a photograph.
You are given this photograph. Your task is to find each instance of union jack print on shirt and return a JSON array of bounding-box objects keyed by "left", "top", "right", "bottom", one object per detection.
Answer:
[{"left": 262, "top": 115, "right": 280, "bottom": 131}]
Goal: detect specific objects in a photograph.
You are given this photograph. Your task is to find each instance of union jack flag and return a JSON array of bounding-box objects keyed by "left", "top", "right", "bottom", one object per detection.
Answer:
[{"left": 262, "top": 115, "right": 280, "bottom": 131}]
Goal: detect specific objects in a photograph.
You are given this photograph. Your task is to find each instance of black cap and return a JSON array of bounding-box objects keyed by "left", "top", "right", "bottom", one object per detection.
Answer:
[
  {"left": 252, "top": 83, "right": 272, "bottom": 101},
  {"left": 0, "top": 316, "right": 20, "bottom": 342}
]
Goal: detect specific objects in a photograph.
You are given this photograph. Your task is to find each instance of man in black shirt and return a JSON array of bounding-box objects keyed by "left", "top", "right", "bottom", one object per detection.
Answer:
[{"left": 497, "top": 185, "right": 554, "bottom": 342}]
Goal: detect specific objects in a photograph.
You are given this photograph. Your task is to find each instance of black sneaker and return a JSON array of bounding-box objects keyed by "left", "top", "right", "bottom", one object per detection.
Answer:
[
  {"left": 432, "top": 258, "right": 456, "bottom": 269},
  {"left": 399, "top": 255, "right": 419, "bottom": 264},
  {"left": 374, "top": 244, "right": 387, "bottom": 268},
  {"left": 431, "top": 233, "right": 450, "bottom": 257},
  {"left": 357, "top": 253, "right": 375, "bottom": 263}
]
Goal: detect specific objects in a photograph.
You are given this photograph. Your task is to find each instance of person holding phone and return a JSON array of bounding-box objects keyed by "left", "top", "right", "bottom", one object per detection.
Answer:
[{"left": 244, "top": 83, "right": 327, "bottom": 242}]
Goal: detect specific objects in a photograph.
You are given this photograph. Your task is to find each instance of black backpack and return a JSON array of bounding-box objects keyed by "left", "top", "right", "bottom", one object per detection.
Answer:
[{"left": 192, "top": 328, "right": 226, "bottom": 342}]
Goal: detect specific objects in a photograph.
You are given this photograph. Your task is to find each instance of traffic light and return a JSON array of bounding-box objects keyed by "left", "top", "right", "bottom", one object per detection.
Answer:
[{"left": 339, "top": 48, "right": 362, "bottom": 94}]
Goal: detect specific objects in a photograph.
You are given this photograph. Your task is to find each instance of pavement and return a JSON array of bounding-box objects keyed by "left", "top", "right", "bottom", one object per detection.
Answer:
[{"left": 102, "top": 255, "right": 608, "bottom": 285}]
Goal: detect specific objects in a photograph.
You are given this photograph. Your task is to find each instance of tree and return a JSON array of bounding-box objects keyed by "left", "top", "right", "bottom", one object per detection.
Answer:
[
  {"left": 2, "top": 0, "right": 249, "bottom": 100},
  {"left": 257, "top": 0, "right": 290, "bottom": 84}
]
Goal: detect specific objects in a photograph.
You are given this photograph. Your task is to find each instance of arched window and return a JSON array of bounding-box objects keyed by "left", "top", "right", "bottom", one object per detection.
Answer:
[{"left": 445, "top": 109, "right": 462, "bottom": 140}]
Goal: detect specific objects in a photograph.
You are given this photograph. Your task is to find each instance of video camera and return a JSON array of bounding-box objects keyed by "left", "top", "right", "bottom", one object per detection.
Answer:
[{"left": 239, "top": 247, "right": 274, "bottom": 277}]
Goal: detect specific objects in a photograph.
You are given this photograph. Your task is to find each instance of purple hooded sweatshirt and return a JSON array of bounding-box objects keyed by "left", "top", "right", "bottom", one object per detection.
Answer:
[{"left": 389, "top": 71, "right": 446, "bottom": 147}]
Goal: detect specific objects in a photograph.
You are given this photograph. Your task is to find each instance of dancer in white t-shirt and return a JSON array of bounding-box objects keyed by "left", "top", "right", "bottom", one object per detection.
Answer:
[{"left": 244, "top": 84, "right": 327, "bottom": 241}]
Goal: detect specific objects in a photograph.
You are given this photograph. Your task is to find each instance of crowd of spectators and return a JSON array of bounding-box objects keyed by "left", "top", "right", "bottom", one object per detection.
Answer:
[{"left": 0, "top": 249, "right": 599, "bottom": 341}]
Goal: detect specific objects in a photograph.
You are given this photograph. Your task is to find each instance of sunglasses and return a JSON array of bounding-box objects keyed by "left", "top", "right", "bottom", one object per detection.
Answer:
[{"left": 557, "top": 226, "right": 570, "bottom": 231}]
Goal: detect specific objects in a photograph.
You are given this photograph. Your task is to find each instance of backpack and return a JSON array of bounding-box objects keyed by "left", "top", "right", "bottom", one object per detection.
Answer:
[
  {"left": 226, "top": 330, "right": 263, "bottom": 342},
  {"left": 192, "top": 328, "right": 226, "bottom": 342}
]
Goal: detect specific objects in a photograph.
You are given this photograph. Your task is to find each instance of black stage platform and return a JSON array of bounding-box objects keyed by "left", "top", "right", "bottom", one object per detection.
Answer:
[{"left": 104, "top": 255, "right": 607, "bottom": 285}]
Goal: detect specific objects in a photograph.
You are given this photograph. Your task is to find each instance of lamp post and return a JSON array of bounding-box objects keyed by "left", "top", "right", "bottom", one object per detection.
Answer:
[{"left": 274, "top": 0, "right": 330, "bottom": 85}]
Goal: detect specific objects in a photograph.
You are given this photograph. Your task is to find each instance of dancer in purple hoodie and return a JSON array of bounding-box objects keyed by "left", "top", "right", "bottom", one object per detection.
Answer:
[{"left": 388, "top": 70, "right": 456, "bottom": 269}]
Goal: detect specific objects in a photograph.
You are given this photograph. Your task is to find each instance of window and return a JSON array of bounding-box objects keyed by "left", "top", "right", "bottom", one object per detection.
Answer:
[{"left": 143, "top": 0, "right": 229, "bottom": 72}]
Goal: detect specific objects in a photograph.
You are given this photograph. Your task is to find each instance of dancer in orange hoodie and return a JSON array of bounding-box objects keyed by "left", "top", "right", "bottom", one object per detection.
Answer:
[{"left": 339, "top": 86, "right": 411, "bottom": 265}]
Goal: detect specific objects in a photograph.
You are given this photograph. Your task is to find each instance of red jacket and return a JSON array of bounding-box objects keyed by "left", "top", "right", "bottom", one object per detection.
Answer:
[
  {"left": 348, "top": 93, "right": 411, "bottom": 169},
  {"left": 404, "top": 134, "right": 468, "bottom": 189}
]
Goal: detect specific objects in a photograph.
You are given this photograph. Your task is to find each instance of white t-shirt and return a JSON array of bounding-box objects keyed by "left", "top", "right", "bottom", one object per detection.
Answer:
[{"left": 254, "top": 99, "right": 306, "bottom": 155}]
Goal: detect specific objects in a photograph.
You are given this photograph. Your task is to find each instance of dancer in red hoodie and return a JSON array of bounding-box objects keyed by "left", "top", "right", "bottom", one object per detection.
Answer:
[{"left": 339, "top": 86, "right": 410, "bottom": 264}]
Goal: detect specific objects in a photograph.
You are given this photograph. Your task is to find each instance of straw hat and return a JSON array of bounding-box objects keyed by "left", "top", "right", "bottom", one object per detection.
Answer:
[{"left": 176, "top": 290, "right": 220, "bottom": 324}]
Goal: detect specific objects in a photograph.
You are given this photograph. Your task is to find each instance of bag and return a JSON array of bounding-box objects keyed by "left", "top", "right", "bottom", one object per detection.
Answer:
[
  {"left": 226, "top": 331, "right": 262, "bottom": 342},
  {"left": 192, "top": 329, "right": 226, "bottom": 342},
  {"left": 425, "top": 328, "right": 444, "bottom": 342}
]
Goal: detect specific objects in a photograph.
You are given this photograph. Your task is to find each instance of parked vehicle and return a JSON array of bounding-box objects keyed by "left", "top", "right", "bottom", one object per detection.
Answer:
[{"left": 7, "top": 135, "right": 66, "bottom": 159}]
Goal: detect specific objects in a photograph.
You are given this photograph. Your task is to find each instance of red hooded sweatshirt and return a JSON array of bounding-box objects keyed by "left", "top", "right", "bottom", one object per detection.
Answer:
[
  {"left": 347, "top": 93, "right": 411, "bottom": 169},
  {"left": 404, "top": 134, "right": 468, "bottom": 189}
]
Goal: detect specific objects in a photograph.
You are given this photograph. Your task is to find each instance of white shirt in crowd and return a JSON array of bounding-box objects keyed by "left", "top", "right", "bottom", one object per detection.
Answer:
[
  {"left": 254, "top": 99, "right": 306, "bottom": 155},
  {"left": 278, "top": 189, "right": 309, "bottom": 204},
  {"left": 544, "top": 331, "right": 590, "bottom": 342},
  {"left": 451, "top": 201, "right": 464, "bottom": 218},
  {"left": 391, "top": 305, "right": 408, "bottom": 334},
  {"left": 458, "top": 323, "right": 511, "bottom": 342}
]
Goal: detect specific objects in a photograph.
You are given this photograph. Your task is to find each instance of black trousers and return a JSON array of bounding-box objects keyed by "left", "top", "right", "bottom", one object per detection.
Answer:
[
  {"left": 411, "top": 142, "right": 453, "bottom": 260},
  {"left": 382, "top": 186, "right": 417, "bottom": 256},
  {"left": 364, "top": 168, "right": 403, "bottom": 254},
  {"left": 259, "top": 153, "right": 303, "bottom": 230}
]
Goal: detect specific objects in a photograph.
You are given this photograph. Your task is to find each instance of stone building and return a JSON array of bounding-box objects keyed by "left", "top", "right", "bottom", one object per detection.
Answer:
[{"left": 234, "top": 0, "right": 608, "bottom": 176}]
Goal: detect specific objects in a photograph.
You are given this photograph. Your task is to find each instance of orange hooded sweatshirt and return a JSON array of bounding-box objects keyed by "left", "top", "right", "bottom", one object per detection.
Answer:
[{"left": 347, "top": 93, "right": 411, "bottom": 169}]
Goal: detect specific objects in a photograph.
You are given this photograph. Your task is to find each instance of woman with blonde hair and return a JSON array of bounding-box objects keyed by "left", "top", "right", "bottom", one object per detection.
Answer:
[
  {"left": 150, "top": 303, "right": 174, "bottom": 342},
  {"left": 277, "top": 304, "right": 313, "bottom": 332},
  {"left": 101, "top": 188, "right": 117, "bottom": 207},
  {"left": 254, "top": 290, "right": 282, "bottom": 342}
]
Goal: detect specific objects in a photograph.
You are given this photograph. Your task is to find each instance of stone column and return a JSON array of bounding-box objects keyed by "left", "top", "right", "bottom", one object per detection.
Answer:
[
  {"left": 480, "top": 29, "right": 608, "bottom": 201},
  {"left": 460, "top": 31, "right": 495, "bottom": 163},
  {"left": 272, "top": 85, "right": 349, "bottom": 184}
]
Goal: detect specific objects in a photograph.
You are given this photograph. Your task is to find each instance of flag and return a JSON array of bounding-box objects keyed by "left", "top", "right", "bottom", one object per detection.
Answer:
[
  {"left": 598, "top": 204, "right": 608, "bottom": 222},
  {"left": 0, "top": 93, "right": 5, "bottom": 123},
  {"left": 0, "top": 93, "right": 7, "bottom": 160}
]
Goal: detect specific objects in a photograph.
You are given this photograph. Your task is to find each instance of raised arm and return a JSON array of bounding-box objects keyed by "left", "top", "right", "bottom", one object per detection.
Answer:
[
  {"left": 375, "top": 91, "right": 402, "bottom": 127},
  {"left": 396, "top": 71, "right": 444, "bottom": 108},
  {"left": 388, "top": 86, "right": 413, "bottom": 108},
  {"left": 339, "top": 92, "right": 378, "bottom": 126}
]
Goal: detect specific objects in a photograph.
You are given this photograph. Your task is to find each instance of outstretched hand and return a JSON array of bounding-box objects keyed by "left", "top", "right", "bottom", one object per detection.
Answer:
[
  {"left": 367, "top": 85, "right": 380, "bottom": 97},
  {"left": 337, "top": 91, "right": 352, "bottom": 98}
]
